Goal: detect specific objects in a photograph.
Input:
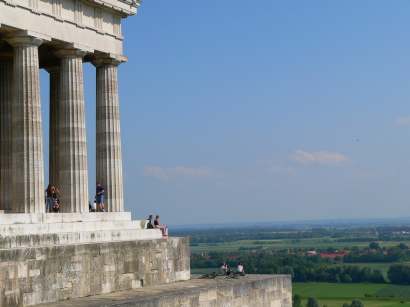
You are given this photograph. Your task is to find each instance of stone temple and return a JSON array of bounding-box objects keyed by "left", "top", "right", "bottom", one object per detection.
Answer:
[{"left": 0, "top": 1, "right": 292, "bottom": 306}]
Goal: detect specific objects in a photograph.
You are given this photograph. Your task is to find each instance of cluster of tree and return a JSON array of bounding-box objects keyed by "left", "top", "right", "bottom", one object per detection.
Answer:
[
  {"left": 292, "top": 264, "right": 385, "bottom": 283},
  {"left": 388, "top": 264, "right": 410, "bottom": 285},
  {"left": 192, "top": 251, "right": 386, "bottom": 283},
  {"left": 343, "top": 243, "right": 410, "bottom": 264}
]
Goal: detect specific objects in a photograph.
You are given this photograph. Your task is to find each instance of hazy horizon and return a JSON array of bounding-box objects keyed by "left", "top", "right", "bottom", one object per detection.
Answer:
[{"left": 39, "top": 1, "right": 410, "bottom": 225}]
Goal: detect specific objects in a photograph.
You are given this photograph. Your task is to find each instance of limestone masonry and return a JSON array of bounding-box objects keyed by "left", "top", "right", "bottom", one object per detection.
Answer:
[
  {"left": 0, "top": 1, "right": 292, "bottom": 306},
  {"left": 36, "top": 275, "right": 292, "bottom": 307}
]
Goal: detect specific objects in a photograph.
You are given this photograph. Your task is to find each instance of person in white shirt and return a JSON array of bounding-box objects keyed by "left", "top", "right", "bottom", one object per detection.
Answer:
[
  {"left": 237, "top": 263, "right": 245, "bottom": 276},
  {"left": 220, "top": 262, "right": 228, "bottom": 275}
]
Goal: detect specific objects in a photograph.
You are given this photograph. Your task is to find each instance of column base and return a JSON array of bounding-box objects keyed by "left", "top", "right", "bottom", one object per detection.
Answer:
[{"left": 0, "top": 211, "right": 132, "bottom": 224}]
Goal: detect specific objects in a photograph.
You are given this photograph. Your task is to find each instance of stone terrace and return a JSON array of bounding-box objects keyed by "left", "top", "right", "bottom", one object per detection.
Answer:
[{"left": 35, "top": 275, "right": 292, "bottom": 307}]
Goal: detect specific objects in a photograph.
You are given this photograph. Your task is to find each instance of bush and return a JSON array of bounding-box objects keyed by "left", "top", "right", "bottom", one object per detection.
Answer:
[
  {"left": 306, "top": 297, "right": 320, "bottom": 307},
  {"left": 369, "top": 242, "right": 380, "bottom": 250},
  {"left": 293, "top": 294, "right": 302, "bottom": 307},
  {"left": 350, "top": 299, "right": 364, "bottom": 307}
]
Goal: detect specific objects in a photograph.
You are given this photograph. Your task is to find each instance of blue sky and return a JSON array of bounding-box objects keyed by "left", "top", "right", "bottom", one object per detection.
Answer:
[{"left": 41, "top": 1, "right": 410, "bottom": 225}]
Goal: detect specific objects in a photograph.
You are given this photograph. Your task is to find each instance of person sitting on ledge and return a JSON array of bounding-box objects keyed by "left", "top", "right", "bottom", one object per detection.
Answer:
[
  {"left": 154, "top": 215, "right": 168, "bottom": 237},
  {"left": 226, "top": 263, "right": 231, "bottom": 275},
  {"left": 96, "top": 183, "right": 105, "bottom": 212},
  {"left": 220, "top": 262, "right": 228, "bottom": 275},
  {"left": 237, "top": 262, "right": 245, "bottom": 276},
  {"left": 146, "top": 215, "right": 154, "bottom": 229}
]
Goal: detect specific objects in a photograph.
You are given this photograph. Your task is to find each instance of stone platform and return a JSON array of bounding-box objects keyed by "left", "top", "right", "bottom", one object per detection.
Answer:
[
  {"left": 36, "top": 275, "right": 292, "bottom": 307},
  {"left": 0, "top": 212, "right": 162, "bottom": 248},
  {"left": 0, "top": 213, "right": 190, "bottom": 306}
]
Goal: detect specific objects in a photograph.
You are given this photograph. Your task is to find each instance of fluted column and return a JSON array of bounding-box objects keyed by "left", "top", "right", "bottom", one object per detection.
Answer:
[
  {"left": 56, "top": 49, "right": 89, "bottom": 213},
  {"left": 0, "top": 58, "right": 13, "bottom": 212},
  {"left": 93, "top": 58, "right": 124, "bottom": 212},
  {"left": 6, "top": 35, "right": 45, "bottom": 213},
  {"left": 47, "top": 67, "right": 60, "bottom": 188}
]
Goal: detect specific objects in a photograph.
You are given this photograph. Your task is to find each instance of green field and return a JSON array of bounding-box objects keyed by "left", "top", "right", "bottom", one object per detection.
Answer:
[
  {"left": 294, "top": 283, "right": 410, "bottom": 307},
  {"left": 190, "top": 238, "right": 410, "bottom": 253}
]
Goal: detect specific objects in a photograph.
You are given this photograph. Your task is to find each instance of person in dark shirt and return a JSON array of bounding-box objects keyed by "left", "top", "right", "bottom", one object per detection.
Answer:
[
  {"left": 45, "top": 185, "right": 60, "bottom": 213},
  {"left": 96, "top": 183, "right": 105, "bottom": 212},
  {"left": 146, "top": 215, "right": 154, "bottom": 229},
  {"left": 45, "top": 184, "right": 54, "bottom": 213}
]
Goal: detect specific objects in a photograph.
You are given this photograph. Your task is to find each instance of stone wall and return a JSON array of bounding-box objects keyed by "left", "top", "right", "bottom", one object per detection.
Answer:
[
  {"left": 37, "top": 275, "right": 293, "bottom": 307},
  {"left": 0, "top": 237, "right": 190, "bottom": 306},
  {"left": 132, "top": 275, "right": 292, "bottom": 307}
]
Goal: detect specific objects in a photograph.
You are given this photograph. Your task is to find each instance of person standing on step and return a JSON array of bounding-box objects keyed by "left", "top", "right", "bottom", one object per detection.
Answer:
[{"left": 96, "top": 183, "right": 105, "bottom": 212}]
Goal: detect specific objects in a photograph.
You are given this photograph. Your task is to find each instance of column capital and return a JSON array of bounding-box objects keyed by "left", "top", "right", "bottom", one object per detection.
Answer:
[
  {"left": 55, "top": 48, "right": 87, "bottom": 59},
  {"left": 92, "top": 54, "right": 127, "bottom": 67},
  {"left": 44, "top": 65, "right": 60, "bottom": 74},
  {"left": 6, "top": 33, "right": 43, "bottom": 48}
]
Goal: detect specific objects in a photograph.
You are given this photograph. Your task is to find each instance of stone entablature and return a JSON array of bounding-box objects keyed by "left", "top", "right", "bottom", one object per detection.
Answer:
[{"left": 0, "top": 0, "right": 139, "bottom": 56}]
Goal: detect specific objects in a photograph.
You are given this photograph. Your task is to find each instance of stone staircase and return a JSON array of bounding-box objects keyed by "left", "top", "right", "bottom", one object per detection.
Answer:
[{"left": 0, "top": 212, "right": 163, "bottom": 249}]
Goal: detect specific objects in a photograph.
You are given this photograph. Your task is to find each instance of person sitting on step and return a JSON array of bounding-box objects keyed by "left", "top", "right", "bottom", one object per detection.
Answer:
[{"left": 154, "top": 215, "right": 168, "bottom": 237}]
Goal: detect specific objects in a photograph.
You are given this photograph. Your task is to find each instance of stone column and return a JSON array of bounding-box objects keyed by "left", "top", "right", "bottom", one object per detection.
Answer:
[
  {"left": 7, "top": 34, "right": 45, "bottom": 213},
  {"left": 56, "top": 49, "right": 89, "bottom": 213},
  {"left": 0, "top": 58, "right": 13, "bottom": 212},
  {"left": 47, "top": 67, "right": 60, "bottom": 188},
  {"left": 94, "top": 57, "right": 124, "bottom": 212}
]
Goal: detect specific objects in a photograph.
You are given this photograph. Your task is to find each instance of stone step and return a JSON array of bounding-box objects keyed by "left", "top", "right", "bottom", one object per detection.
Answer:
[
  {"left": 0, "top": 228, "right": 163, "bottom": 249},
  {"left": 0, "top": 220, "right": 146, "bottom": 236},
  {"left": 0, "top": 212, "right": 132, "bottom": 224}
]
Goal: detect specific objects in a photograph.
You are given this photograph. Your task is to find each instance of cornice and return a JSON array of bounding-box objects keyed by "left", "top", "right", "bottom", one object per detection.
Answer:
[{"left": 88, "top": 0, "right": 140, "bottom": 16}]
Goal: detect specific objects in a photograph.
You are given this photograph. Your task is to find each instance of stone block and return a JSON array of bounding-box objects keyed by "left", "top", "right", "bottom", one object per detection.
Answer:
[{"left": 0, "top": 237, "right": 190, "bottom": 306}]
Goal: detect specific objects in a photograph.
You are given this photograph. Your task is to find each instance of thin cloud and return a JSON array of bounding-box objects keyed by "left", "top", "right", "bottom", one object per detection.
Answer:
[
  {"left": 291, "top": 150, "right": 348, "bottom": 165},
  {"left": 395, "top": 116, "right": 410, "bottom": 126},
  {"left": 143, "top": 165, "right": 212, "bottom": 181}
]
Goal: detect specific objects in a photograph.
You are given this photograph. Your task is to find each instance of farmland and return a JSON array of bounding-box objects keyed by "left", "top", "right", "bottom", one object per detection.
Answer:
[
  {"left": 294, "top": 283, "right": 410, "bottom": 307},
  {"left": 174, "top": 223, "right": 410, "bottom": 305}
]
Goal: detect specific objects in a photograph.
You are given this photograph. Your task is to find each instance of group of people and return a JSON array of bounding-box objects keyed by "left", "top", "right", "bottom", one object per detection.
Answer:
[
  {"left": 46, "top": 184, "right": 171, "bottom": 238},
  {"left": 221, "top": 262, "right": 245, "bottom": 276},
  {"left": 45, "top": 183, "right": 106, "bottom": 213},
  {"left": 146, "top": 215, "right": 168, "bottom": 238},
  {"left": 45, "top": 184, "right": 61, "bottom": 213}
]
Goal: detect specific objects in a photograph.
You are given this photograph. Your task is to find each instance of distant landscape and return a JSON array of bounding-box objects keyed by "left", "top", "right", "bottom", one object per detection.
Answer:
[{"left": 172, "top": 220, "right": 410, "bottom": 307}]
